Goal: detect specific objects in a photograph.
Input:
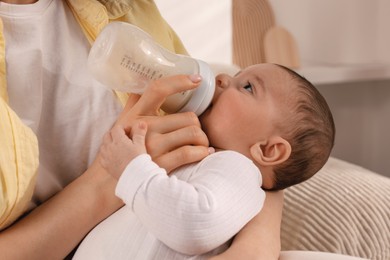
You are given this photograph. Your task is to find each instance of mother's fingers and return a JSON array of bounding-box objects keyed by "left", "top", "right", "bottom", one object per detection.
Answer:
[
  {"left": 124, "top": 93, "right": 141, "bottom": 111},
  {"left": 147, "top": 124, "right": 209, "bottom": 158},
  {"left": 144, "top": 111, "right": 201, "bottom": 134},
  {"left": 134, "top": 75, "right": 201, "bottom": 115},
  {"left": 117, "top": 94, "right": 141, "bottom": 126},
  {"left": 154, "top": 145, "right": 211, "bottom": 173}
]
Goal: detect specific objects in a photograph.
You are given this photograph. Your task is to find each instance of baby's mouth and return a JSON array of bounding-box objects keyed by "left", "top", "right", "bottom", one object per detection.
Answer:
[
  {"left": 198, "top": 103, "right": 212, "bottom": 120},
  {"left": 202, "top": 102, "right": 213, "bottom": 115}
]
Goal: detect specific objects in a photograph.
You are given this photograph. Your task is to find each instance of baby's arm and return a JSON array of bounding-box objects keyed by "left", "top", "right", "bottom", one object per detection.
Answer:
[
  {"left": 99, "top": 122, "right": 147, "bottom": 180},
  {"left": 115, "top": 151, "right": 265, "bottom": 255},
  {"left": 100, "top": 124, "right": 265, "bottom": 255}
]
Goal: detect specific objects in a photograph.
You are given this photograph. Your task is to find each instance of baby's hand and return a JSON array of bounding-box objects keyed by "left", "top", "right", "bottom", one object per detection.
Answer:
[{"left": 100, "top": 122, "right": 147, "bottom": 180}]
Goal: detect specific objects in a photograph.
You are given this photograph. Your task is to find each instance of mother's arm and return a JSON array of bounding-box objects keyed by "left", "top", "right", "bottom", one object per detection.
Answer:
[
  {"left": 210, "top": 191, "right": 284, "bottom": 260},
  {"left": 0, "top": 75, "right": 210, "bottom": 259},
  {"left": 0, "top": 159, "right": 121, "bottom": 259}
]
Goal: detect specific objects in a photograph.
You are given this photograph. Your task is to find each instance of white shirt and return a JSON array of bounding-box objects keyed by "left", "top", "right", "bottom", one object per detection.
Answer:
[
  {"left": 0, "top": 0, "right": 123, "bottom": 206},
  {"left": 74, "top": 151, "right": 265, "bottom": 259}
]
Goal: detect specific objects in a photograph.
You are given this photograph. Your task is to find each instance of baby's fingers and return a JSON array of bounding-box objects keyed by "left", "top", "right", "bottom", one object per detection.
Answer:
[
  {"left": 131, "top": 121, "right": 147, "bottom": 148},
  {"left": 102, "top": 131, "right": 112, "bottom": 144},
  {"left": 110, "top": 125, "right": 131, "bottom": 143},
  {"left": 132, "top": 121, "right": 147, "bottom": 146}
]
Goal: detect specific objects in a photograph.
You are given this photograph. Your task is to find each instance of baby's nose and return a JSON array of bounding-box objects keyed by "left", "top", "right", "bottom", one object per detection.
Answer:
[{"left": 215, "top": 74, "right": 231, "bottom": 89}]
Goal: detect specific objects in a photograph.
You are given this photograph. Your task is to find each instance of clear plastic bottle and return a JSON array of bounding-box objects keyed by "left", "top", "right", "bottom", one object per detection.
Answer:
[{"left": 88, "top": 22, "right": 215, "bottom": 115}]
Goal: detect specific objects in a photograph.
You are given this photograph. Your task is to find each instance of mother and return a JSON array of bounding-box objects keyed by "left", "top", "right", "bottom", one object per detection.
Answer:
[{"left": 0, "top": 0, "right": 283, "bottom": 259}]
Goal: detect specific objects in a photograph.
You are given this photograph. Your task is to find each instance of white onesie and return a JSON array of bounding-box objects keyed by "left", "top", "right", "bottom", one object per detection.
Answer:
[{"left": 74, "top": 150, "right": 265, "bottom": 260}]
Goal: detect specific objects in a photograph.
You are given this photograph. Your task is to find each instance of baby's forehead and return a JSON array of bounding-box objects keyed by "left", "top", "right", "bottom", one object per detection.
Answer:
[
  {"left": 239, "top": 64, "right": 299, "bottom": 98},
  {"left": 267, "top": 65, "right": 297, "bottom": 88},
  {"left": 247, "top": 64, "right": 292, "bottom": 81}
]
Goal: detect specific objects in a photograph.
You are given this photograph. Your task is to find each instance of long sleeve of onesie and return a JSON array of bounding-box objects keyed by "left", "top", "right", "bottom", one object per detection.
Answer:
[{"left": 116, "top": 151, "right": 265, "bottom": 255}]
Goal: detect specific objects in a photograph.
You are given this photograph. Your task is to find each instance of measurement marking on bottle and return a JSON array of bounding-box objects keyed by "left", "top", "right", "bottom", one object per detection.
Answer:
[{"left": 120, "top": 56, "right": 164, "bottom": 80}]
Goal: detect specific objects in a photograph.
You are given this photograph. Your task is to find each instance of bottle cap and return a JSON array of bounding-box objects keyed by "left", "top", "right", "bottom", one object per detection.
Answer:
[{"left": 179, "top": 60, "right": 215, "bottom": 116}]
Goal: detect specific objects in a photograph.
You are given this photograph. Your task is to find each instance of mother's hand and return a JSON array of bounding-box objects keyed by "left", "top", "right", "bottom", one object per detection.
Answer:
[{"left": 116, "top": 75, "right": 211, "bottom": 172}]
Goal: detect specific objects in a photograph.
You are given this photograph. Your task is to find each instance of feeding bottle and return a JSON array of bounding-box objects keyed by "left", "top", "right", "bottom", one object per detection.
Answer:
[{"left": 88, "top": 22, "right": 215, "bottom": 115}]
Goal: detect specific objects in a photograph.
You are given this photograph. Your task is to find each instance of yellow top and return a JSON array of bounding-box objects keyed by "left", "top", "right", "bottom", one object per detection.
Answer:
[{"left": 0, "top": 0, "right": 187, "bottom": 230}]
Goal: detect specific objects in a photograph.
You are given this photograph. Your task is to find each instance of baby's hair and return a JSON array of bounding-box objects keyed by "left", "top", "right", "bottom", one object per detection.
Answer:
[{"left": 268, "top": 64, "right": 336, "bottom": 191}]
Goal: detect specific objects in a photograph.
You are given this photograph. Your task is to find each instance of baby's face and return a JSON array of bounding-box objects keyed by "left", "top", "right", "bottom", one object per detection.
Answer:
[{"left": 199, "top": 63, "right": 294, "bottom": 158}]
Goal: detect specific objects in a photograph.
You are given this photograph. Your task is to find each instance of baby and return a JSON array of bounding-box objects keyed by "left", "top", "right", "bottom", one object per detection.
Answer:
[{"left": 74, "top": 63, "right": 335, "bottom": 259}]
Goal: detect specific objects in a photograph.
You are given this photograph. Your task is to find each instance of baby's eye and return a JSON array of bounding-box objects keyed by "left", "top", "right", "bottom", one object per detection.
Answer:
[{"left": 243, "top": 83, "right": 253, "bottom": 93}]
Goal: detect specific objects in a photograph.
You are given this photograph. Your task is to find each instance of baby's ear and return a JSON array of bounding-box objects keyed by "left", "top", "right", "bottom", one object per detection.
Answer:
[{"left": 250, "top": 136, "right": 291, "bottom": 166}]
